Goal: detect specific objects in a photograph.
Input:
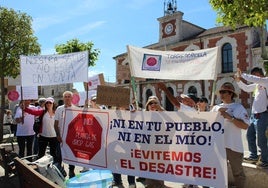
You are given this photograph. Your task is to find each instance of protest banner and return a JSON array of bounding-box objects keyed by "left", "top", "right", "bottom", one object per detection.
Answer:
[
  {"left": 20, "top": 51, "right": 88, "bottom": 86},
  {"left": 61, "top": 109, "right": 227, "bottom": 187},
  {"left": 83, "top": 73, "right": 105, "bottom": 90},
  {"left": 96, "top": 85, "right": 130, "bottom": 107},
  {"left": 127, "top": 45, "right": 220, "bottom": 80},
  {"left": 77, "top": 90, "right": 97, "bottom": 106}
]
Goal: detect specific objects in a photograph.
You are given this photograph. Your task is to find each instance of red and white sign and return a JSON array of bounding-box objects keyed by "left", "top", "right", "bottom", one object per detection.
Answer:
[
  {"left": 66, "top": 113, "right": 102, "bottom": 160},
  {"left": 61, "top": 109, "right": 227, "bottom": 187},
  {"left": 128, "top": 45, "right": 220, "bottom": 80},
  {"left": 7, "top": 90, "right": 19, "bottom": 101}
]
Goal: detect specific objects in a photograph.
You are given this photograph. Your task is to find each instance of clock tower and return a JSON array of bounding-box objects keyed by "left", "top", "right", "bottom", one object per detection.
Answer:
[{"left": 158, "top": 0, "right": 183, "bottom": 45}]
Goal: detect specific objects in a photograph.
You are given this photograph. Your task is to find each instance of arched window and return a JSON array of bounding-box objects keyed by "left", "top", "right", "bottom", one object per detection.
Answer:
[
  {"left": 188, "top": 86, "right": 197, "bottom": 96},
  {"left": 166, "top": 87, "right": 174, "bottom": 111},
  {"left": 222, "top": 43, "right": 233, "bottom": 73},
  {"left": 146, "top": 89, "right": 153, "bottom": 102}
]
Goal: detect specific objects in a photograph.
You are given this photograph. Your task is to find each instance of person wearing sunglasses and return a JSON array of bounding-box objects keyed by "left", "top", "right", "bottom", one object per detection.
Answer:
[
  {"left": 138, "top": 96, "right": 166, "bottom": 188},
  {"left": 211, "top": 82, "right": 249, "bottom": 188},
  {"left": 23, "top": 97, "right": 58, "bottom": 163}
]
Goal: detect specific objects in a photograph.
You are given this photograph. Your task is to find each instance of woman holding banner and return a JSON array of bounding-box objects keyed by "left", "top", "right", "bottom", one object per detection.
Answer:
[
  {"left": 143, "top": 96, "right": 166, "bottom": 188},
  {"left": 23, "top": 97, "right": 59, "bottom": 163}
]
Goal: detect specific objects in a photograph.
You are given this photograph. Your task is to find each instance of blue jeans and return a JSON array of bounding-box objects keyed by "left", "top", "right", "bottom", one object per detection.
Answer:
[
  {"left": 246, "top": 115, "right": 258, "bottom": 159},
  {"left": 256, "top": 111, "right": 268, "bottom": 163}
]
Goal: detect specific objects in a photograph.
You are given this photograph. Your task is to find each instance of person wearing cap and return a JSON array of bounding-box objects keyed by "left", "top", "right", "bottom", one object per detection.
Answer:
[
  {"left": 24, "top": 97, "right": 59, "bottom": 162},
  {"left": 211, "top": 82, "right": 249, "bottom": 188},
  {"left": 236, "top": 68, "right": 268, "bottom": 169}
]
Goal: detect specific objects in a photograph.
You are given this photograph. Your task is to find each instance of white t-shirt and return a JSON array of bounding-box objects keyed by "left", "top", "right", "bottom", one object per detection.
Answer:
[
  {"left": 237, "top": 81, "right": 268, "bottom": 113},
  {"left": 40, "top": 112, "right": 56, "bottom": 137},
  {"left": 15, "top": 106, "right": 35, "bottom": 136},
  {"left": 179, "top": 103, "right": 196, "bottom": 112},
  {"left": 55, "top": 104, "right": 79, "bottom": 135},
  {"left": 211, "top": 102, "right": 250, "bottom": 153}
]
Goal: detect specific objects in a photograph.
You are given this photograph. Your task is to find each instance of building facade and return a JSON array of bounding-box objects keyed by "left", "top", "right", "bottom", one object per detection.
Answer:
[{"left": 114, "top": 7, "right": 267, "bottom": 111}]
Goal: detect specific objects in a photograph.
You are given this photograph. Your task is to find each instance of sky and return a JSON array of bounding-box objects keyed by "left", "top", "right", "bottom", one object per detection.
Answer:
[{"left": 1, "top": 0, "right": 218, "bottom": 90}]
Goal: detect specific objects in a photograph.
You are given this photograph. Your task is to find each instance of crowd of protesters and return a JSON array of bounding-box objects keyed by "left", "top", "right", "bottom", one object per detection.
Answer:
[{"left": 3, "top": 67, "right": 268, "bottom": 188}]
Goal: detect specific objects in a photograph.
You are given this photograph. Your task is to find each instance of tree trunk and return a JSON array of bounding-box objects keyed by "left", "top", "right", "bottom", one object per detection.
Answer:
[{"left": 0, "top": 76, "right": 5, "bottom": 142}]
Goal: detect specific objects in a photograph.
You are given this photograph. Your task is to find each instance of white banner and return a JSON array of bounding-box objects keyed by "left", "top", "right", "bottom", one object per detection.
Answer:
[
  {"left": 61, "top": 109, "right": 227, "bottom": 187},
  {"left": 77, "top": 90, "right": 97, "bottom": 106},
  {"left": 87, "top": 73, "right": 104, "bottom": 90},
  {"left": 127, "top": 45, "right": 219, "bottom": 80},
  {"left": 16, "top": 85, "right": 38, "bottom": 100},
  {"left": 20, "top": 51, "right": 88, "bottom": 86}
]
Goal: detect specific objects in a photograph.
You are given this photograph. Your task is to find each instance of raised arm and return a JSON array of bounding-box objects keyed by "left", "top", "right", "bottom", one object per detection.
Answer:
[
  {"left": 24, "top": 107, "right": 44, "bottom": 116},
  {"left": 157, "top": 82, "right": 181, "bottom": 109}
]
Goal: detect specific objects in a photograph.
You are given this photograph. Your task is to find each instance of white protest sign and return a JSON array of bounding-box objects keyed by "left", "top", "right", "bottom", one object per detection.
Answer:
[
  {"left": 15, "top": 85, "right": 38, "bottom": 100},
  {"left": 20, "top": 51, "right": 88, "bottom": 86},
  {"left": 128, "top": 45, "right": 220, "bottom": 80},
  {"left": 77, "top": 90, "right": 97, "bottom": 106},
  {"left": 61, "top": 109, "right": 227, "bottom": 187},
  {"left": 88, "top": 73, "right": 105, "bottom": 90}
]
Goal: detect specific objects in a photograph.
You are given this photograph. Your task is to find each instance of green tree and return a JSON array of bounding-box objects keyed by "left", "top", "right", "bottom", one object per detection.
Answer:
[
  {"left": 0, "top": 7, "right": 41, "bottom": 141},
  {"left": 55, "top": 38, "right": 100, "bottom": 67},
  {"left": 209, "top": 0, "right": 268, "bottom": 71}
]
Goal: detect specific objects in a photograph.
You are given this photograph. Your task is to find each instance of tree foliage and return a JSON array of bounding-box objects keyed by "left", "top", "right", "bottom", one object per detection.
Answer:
[
  {"left": 55, "top": 38, "right": 100, "bottom": 67},
  {"left": 210, "top": 0, "right": 268, "bottom": 71},
  {"left": 0, "top": 7, "right": 41, "bottom": 141},
  {"left": 0, "top": 7, "right": 41, "bottom": 77},
  {"left": 209, "top": 0, "right": 268, "bottom": 27}
]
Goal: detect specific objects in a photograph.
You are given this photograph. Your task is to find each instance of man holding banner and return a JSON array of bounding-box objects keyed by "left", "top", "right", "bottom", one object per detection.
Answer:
[{"left": 54, "top": 91, "right": 79, "bottom": 178}]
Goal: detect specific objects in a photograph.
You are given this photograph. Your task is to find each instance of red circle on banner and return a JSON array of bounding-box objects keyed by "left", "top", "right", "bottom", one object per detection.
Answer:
[
  {"left": 88, "top": 81, "right": 92, "bottom": 87},
  {"left": 146, "top": 57, "right": 157, "bottom": 66},
  {"left": 72, "top": 93, "right": 80, "bottom": 105},
  {"left": 7, "top": 90, "right": 19, "bottom": 101},
  {"left": 66, "top": 113, "right": 102, "bottom": 160}
]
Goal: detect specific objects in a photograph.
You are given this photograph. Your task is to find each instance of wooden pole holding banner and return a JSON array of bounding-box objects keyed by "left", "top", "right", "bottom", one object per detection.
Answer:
[
  {"left": 210, "top": 80, "right": 216, "bottom": 110},
  {"left": 85, "top": 82, "right": 89, "bottom": 108},
  {"left": 20, "top": 86, "right": 24, "bottom": 124},
  {"left": 131, "top": 76, "right": 138, "bottom": 110}
]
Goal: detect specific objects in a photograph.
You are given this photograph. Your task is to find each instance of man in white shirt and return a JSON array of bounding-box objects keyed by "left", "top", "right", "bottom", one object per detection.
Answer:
[
  {"left": 54, "top": 91, "right": 79, "bottom": 178},
  {"left": 236, "top": 68, "right": 268, "bottom": 168}
]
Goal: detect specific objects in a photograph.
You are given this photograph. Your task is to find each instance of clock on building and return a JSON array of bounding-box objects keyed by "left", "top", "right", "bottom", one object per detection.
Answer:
[{"left": 164, "top": 23, "right": 174, "bottom": 35}]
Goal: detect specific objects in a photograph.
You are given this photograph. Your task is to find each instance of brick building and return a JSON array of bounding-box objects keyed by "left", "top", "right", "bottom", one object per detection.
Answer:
[{"left": 114, "top": 4, "right": 267, "bottom": 111}]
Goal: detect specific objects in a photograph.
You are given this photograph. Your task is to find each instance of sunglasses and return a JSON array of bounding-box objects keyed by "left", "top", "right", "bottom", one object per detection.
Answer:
[
  {"left": 149, "top": 102, "right": 158, "bottom": 105},
  {"left": 46, "top": 102, "right": 52, "bottom": 104},
  {"left": 219, "top": 90, "right": 229, "bottom": 94}
]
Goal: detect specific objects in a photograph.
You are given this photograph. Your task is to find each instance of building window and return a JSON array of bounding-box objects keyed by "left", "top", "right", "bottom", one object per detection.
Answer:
[
  {"left": 188, "top": 86, "right": 197, "bottom": 96},
  {"left": 146, "top": 89, "right": 153, "bottom": 102},
  {"left": 222, "top": 43, "right": 233, "bottom": 73},
  {"left": 166, "top": 87, "right": 174, "bottom": 111}
]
